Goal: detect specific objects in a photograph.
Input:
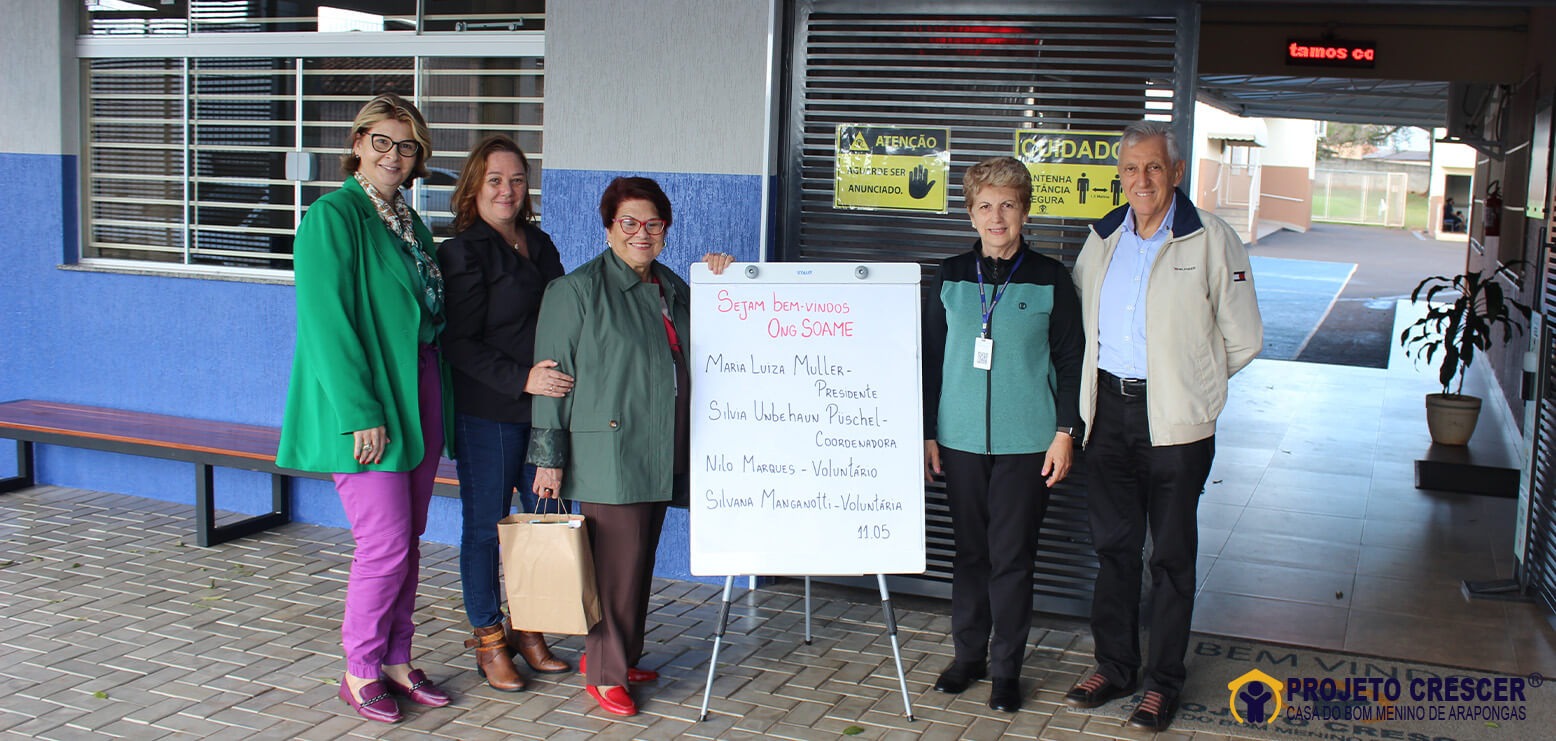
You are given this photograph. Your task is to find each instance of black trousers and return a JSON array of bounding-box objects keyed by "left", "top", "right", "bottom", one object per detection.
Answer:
[
  {"left": 941, "top": 446, "right": 1051, "bottom": 679},
  {"left": 579, "top": 500, "right": 667, "bottom": 687},
  {"left": 1084, "top": 380, "right": 1214, "bottom": 699}
]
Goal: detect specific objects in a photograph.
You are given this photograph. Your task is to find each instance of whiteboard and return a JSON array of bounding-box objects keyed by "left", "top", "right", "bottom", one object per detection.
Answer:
[{"left": 688, "top": 262, "right": 925, "bottom": 576}]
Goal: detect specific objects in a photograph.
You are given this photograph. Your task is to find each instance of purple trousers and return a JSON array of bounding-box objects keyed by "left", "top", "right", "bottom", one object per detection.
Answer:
[{"left": 333, "top": 344, "right": 444, "bottom": 680}]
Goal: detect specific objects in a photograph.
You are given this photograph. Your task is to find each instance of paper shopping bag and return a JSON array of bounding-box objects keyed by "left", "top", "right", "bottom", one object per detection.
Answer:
[{"left": 497, "top": 512, "right": 601, "bottom": 635}]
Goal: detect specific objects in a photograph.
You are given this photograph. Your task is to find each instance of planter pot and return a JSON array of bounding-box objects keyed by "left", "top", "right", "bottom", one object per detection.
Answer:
[{"left": 1425, "top": 393, "right": 1482, "bottom": 445}]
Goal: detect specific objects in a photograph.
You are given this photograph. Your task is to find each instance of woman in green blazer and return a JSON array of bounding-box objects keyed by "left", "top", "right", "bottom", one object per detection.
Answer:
[
  {"left": 526, "top": 177, "right": 730, "bottom": 717},
  {"left": 277, "top": 93, "right": 455, "bottom": 724}
]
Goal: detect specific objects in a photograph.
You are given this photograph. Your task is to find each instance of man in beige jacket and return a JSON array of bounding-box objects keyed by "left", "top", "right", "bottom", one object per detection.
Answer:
[{"left": 1062, "top": 120, "right": 1263, "bottom": 733}]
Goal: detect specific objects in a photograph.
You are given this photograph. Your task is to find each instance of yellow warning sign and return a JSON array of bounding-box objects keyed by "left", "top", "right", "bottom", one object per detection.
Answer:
[
  {"left": 835, "top": 124, "right": 949, "bottom": 213},
  {"left": 1014, "top": 130, "right": 1124, "bottom": 219}
]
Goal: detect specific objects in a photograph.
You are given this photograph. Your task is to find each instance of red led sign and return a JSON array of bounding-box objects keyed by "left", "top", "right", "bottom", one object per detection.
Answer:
[{"left": 1285, "top": 38, "right": 1377, "bottom": 69}]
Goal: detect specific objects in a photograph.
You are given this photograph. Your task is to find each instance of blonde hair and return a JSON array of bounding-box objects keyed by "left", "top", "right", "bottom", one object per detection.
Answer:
[
  {"left": 963, "top": 156, "right": 1032, "bottom": 212},
  {"left": 340, "top": 92, "right": 432, "bottom": 181}
]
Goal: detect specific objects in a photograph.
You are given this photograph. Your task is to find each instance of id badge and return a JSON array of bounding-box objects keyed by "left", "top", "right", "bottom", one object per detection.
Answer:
[{"left": 973, "top": 336, "right": 994, "bottom": 370}]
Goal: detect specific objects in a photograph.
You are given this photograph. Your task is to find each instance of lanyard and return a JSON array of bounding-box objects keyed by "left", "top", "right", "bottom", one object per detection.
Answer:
[{"left": 976, "top": 249, "right": 1025, "bottom": 339}]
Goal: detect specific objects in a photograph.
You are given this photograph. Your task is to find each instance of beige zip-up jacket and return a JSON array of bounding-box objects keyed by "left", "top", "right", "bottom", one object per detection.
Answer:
[{"left": 1073, "top": 189, "right": 1263, "bottom": 446}]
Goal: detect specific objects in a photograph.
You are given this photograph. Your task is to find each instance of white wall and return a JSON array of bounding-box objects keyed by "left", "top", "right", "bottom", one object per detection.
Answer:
[
  {"left": 545, "top": 0, "right": 774, "bottom": 175},
  {"left": 1262, "top": 118, "right": 1319, "bottom": 171},
  {"left": 1188, "top": 103, "right": 1251, "bottom": 199},
  {"left": 0, "top": 1, "right": 75, "bottom": 155}
]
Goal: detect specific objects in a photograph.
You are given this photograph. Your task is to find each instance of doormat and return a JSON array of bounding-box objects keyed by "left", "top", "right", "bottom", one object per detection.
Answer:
[{"left": 1067, "top": 634, "right": 1549, "bottom": 741}]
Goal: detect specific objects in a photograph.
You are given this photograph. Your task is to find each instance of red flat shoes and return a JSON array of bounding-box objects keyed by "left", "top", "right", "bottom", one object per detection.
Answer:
[
  {"left": 586, "top": 684, "right": 637, "bottom": 716},
  {"left": 579, "top": 653, "right": 659, "bottom": 683}
]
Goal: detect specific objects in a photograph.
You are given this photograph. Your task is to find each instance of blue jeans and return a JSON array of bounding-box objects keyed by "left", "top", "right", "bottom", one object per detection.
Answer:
[{"left": 454, "top": 413, "right": 568, "bottom": 628}]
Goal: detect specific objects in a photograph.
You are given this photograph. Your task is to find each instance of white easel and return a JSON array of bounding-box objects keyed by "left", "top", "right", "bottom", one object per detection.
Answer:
[
  {"left": 698, "top": 575, "right": 913, "bottom": 722},
  {"left": 687, "top": 262, "right": 924, "bottom": 724}
]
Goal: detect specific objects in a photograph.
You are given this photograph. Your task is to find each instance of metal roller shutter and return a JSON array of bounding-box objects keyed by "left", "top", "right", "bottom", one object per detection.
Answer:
[
  {"left": 1527, "top": 262, "right": 1556, "bottom": 611},
  {"left": 780, "top": 0, "right": 1198, "bottom": 616}
]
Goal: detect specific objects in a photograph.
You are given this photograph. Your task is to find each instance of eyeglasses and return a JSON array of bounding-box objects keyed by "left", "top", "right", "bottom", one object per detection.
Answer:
[
  {"left": 613, "top": 217, "right": 667, "bottom": 236},
  {"left": 367, "top": 133, "right": 420, "bottom": 157}
]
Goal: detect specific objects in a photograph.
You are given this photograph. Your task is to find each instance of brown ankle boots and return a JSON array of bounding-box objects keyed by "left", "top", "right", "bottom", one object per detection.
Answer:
[
  {"left": 506, "top": 621, "right": 570, "bottom": 674},
  {"left": 465, "top": 624, "right": 525, "bottom": 692},
  {"left": 467, "top": 621, "right": 572, "bottom": 691}
]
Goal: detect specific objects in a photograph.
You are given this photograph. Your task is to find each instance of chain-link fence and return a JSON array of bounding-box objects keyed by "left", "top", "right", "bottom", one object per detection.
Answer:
[{"left": 1313, "top": 170, "right": 1408, "bottom": 227}]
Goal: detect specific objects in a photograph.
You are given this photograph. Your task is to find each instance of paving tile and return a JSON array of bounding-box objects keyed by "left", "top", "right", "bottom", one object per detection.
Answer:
[
  {"left": 4, "top": 712, "right": 79, "bottom": 740},
  {"left": 93, "top": 719, "right": 176, "bottom": 739},
  {"left": 35, "top": 724, "right": 125, "bottom": 741},
  {"left": 1, "top": 481, "right": 1529, "bottom": 741}
]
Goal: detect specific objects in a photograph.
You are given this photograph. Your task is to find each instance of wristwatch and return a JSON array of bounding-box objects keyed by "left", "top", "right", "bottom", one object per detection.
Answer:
[{"left": 1055, "top": 426, "right": 1076, "bottom": 438}]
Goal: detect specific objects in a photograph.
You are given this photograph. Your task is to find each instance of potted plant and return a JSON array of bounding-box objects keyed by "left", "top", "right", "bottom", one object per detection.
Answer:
[{"left": 1399, "top": 261, "right": 1532, "bottom": 445}]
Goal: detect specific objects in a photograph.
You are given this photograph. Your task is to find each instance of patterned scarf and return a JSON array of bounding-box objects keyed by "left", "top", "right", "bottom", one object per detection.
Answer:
[{"left": 353, "top": 171, "right": 445, "bottom": 323}]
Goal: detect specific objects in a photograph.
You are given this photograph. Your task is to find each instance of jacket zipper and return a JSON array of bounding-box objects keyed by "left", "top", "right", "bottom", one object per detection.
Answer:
[
  {"left": 984, "top": 283, "right": 993, "bottom": 455},
  {"left": 984, "top": 362, "right": 992, "bottom": 455}
]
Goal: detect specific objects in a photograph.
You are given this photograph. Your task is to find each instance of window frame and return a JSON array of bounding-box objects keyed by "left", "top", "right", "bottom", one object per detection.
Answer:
[{"left": 76, "top": 31, "right": 545, "bottom": 280}]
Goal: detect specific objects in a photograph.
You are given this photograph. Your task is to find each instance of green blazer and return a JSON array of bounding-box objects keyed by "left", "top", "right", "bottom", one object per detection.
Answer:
[
  {"left": 277, "top": 177, "right": 455, "bottom": 474},
  {"left": 526, "top": 249, "right": 690, "bottom": 505}
]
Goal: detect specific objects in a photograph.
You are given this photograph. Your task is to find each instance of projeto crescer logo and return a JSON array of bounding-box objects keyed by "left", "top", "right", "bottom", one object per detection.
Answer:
[
  {"left": 1224, "top": 665, "right": 1533, "bottom": 727},
  {"left": 1227, "top": 668, "right": 1286, "bottom": 725}
]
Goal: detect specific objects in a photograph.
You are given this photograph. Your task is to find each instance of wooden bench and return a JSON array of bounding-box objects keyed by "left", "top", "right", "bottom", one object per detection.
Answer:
[{"left": 0, "top": 400, "right": 459, "bottom": 547}]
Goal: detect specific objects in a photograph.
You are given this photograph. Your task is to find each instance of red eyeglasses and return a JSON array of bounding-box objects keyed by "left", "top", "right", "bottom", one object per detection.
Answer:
[{"left": 613, "top": 217, "right": 667, "bottom": 236}]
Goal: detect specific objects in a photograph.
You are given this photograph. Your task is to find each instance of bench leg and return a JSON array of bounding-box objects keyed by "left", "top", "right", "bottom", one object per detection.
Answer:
[
  {"left": 0, "top": 440, "right": 35, "bottom": 494},
  {"left": 194, "top": 463, "right": 294, "bottom": 548}
]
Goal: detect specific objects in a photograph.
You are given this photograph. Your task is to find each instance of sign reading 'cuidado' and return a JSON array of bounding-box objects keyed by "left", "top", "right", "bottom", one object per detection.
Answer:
[
  {"left": 834, "top": 124, "right": 950, "bottom": 213},
  {"left": 1014, "top": 129, "right": 1124, "bottom": 219},
  {"left": 688, "top": 262, "right": 926, "bottom": 577}
]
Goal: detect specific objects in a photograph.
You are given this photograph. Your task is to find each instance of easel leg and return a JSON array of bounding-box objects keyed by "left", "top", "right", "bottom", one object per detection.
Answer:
[
  {"left": 877, "top": 574, "right": 914, "bottom": 721},
  {"left": 699, "top": 575, "right": 737, "bottom": 721},
  {"left": 804, "top": 576, "right": 813, "bottom": 645}
]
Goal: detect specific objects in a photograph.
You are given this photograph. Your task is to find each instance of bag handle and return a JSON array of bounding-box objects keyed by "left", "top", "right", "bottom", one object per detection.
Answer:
[{"left": 529, "top": 492, "right": 565, "bottom": 516}]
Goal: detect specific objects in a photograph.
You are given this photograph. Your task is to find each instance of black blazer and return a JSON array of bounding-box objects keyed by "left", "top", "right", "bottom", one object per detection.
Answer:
[{"left": 437, "top": 219, "right": 566, "bottom": 423}]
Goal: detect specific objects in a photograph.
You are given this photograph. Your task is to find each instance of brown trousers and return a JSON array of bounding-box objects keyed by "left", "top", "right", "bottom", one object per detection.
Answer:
[{"left": 580, "top": 500, "right": 667, "bottom": 687}]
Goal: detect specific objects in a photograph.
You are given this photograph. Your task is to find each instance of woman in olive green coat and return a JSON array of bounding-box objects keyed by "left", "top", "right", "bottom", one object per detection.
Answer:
[
  {"left": 526, "top": 177, "right": 730, "bottom": 718},
  {"left": 277, "top": 93, "right": 456, "bottom": 724}
]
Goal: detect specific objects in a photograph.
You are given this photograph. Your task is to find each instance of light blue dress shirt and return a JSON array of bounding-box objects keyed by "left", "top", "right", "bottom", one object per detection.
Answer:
[{"left": 1096, "top": 199, "right": 1176, "bottom": 379}]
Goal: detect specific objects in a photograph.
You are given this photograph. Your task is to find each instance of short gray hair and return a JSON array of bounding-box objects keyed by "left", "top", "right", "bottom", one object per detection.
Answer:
[{"left": 1120, "top": 120, "right": 1181, "bottom": 166}]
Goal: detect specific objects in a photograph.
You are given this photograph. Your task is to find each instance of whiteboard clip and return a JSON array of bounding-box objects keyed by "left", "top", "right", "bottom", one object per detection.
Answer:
[
  {"left": 743, "top": 264, "right": 760, "bottom": 279},
  {"left": 854, "top": 265, "right": 870, "bottom": 279}
]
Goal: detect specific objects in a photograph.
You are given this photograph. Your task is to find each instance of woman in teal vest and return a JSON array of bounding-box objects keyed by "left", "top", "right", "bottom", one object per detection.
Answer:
[
  {"left": 277, "top": 93, "right": 456, "bottom": 724},
  {"left": 922, "top": 156, "right": 1084, "bottom": 714}
]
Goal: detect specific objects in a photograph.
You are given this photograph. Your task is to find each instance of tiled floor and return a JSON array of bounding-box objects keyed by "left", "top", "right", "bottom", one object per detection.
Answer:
[
  {"left": 0, "top": 485, "right": 1172, "bottom": 740},
  {"left": 1194, "top": 321, "right": 1556, "bottom": 676},
  {"left": 3, "top": 304, "right": 1556, "bottom": 737}
]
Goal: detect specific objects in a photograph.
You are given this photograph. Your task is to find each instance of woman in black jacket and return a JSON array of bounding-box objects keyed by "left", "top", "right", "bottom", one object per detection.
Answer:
[{"left": 437, "top": 135, "right": 574, "bottom": 692}]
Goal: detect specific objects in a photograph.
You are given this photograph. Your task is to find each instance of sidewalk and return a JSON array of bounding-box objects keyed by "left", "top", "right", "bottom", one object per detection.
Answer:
[{"left": 0, "top": 485, "right": 1186, "bottom": 741}]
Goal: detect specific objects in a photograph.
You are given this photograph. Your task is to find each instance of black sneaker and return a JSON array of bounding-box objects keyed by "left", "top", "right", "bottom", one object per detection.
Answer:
[
  {"left": 1127, "top": 690, "right": 1179, "bottom": 732},
  {"left": 1063, "top": 672, "right": 1137, "bottom": 709}
]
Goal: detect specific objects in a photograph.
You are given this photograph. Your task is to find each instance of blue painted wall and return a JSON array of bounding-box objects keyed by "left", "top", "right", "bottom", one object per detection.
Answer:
[
  {"left": 2, "top": 155, "right": 762, "bottom": 581},
  {"left": 0, "top": 151, "right": 379, "bottom": 529},
  {"left": 542, "top": 169, "right": 765, "bottom": 270}
]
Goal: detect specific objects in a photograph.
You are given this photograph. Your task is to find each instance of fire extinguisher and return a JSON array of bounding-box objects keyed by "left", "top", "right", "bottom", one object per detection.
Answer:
[{"left": 1485, "top": 180, "right": 1502, "bottom": 237}]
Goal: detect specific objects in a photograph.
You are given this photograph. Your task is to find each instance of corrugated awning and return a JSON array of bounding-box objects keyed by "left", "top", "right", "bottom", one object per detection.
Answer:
[
  {"left": 1198, "top": 75, "right": 1447, "bottom": 128},
  {"left": 1208, "top": 132, "right": 1263, "bottom": 142}
]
